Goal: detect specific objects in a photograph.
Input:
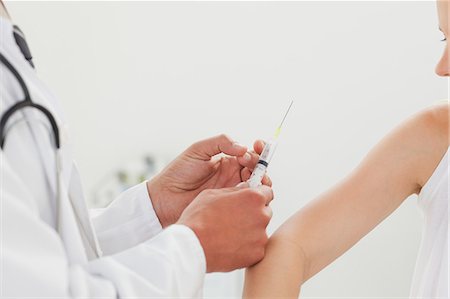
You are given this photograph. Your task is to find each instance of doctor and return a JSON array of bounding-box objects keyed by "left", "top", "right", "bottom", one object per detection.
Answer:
[{"left": 0, "top": 3, "right": 274, "bottom": 298}]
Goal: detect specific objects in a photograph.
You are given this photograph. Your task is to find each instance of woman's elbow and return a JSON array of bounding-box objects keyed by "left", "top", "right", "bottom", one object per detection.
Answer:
[{"left": 243, "top": 232, "right": 309, "bottom": 299}]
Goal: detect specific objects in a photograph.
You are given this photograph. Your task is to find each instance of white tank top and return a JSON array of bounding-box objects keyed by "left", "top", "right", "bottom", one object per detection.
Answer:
[{"left": 410, "top": 147, "right": 449, "bottom": 298}]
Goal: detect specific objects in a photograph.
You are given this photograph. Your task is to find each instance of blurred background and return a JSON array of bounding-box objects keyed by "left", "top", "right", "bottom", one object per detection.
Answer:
[{"left": 7, "top": 1, "right": 447, "bottom": 297}]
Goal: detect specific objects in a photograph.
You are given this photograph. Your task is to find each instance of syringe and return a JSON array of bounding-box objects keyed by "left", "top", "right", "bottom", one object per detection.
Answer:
[{"left": 248, "top": 100, "right": 293, "bottom": 188}]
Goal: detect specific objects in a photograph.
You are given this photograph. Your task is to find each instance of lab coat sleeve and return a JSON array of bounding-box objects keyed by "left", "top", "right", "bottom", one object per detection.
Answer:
[
  {"left": 91, "top": 181, "right": 164, "bottom": 255},
  {"left": 87, "top": 225, "right": 206, "bottom": 297},
  {"left": 2, "top": 163, "right": 206, "bottom": 298}
]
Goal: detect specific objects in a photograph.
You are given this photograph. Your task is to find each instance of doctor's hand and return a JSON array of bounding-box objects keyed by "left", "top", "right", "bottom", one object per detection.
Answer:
[
  {"left": 147, "top": 134, "right": 271, "bottom": 227},
  {"left": 177, "top": 183, "right": 274, "bottom": 272}
]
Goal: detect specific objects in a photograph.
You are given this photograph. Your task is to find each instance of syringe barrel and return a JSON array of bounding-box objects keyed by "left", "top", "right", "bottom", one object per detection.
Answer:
[
  {"left": 248, "top": 163, "right": 266, "bottom": 188},
  {"left": 259, "top": 139, "right": 277, "bottom": 164},
  {"left": 247, "top": 139, "right": 277, "bottom": 188}
]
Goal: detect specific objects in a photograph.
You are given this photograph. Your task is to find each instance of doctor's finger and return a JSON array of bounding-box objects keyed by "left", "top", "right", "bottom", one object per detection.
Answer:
[
  {"left": 237, "top": 150, "right": 260, "bottom": 170},
  {"left": 240, "top": 168, "right": 272, "bottom": 187},
  {"left": 263, "top": 206, "right": 273, "bottom": 224},
  {"left": 255, "top": 185, "right": 274, "bottom": 206},
  {"left": 261, "top": 174, "right": 272, "bottom": 187},
  {"left": 187, "top": 134, "right": 247, "bottom": 161},
  {"left": 253, "top": 140, "right": 265, "bottom": 155},
  {"left": 240, "top": 168, "right": 252, "bottom": 182}
]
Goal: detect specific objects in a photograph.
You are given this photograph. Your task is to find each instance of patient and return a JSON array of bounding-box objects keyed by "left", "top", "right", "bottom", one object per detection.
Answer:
[{"left": 243, "top": 1, "right": 449, "bottom": 298}]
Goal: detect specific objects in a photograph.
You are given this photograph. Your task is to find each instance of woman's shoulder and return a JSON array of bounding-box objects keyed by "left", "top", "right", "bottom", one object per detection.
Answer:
[
  {"left": 408, "top": 103, "right": 449, "bottom": 189},
  {"left": 419, "top": 103, "right": 449, "bottom": 137}
]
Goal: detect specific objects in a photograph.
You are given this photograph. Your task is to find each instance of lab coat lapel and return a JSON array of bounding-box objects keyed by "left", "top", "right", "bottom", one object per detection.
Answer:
[
  {"left": 25, "top": 78, "right": 101, "bottom": 261},
  {"left": 68, "top": 165, "right": 103, "bottom": 260},
  {"left": 20, "top": 113, "right": 89, "bottom": 263},
  {"left": 55, "top": 162, "right": 89, "bottom": 264}
]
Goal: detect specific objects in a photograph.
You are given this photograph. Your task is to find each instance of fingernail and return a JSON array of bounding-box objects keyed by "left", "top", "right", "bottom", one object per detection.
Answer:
[
  {"left": 236, "top": 182, "right": 249, "bottom": 188},
  {"left": 233, "top": 142, "right": 245, "bottom": 149},
  {"left": 243, "top": 152, "right": 251, "bottom": 161}
]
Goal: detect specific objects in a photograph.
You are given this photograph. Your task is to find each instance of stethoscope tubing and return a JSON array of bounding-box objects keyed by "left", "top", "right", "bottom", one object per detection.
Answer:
[
  {"left": 0, "top": 52, "right": 60, "bottom": 149},
  {"left": 0, "top": 42, "right": 101, "bottom": 259}
]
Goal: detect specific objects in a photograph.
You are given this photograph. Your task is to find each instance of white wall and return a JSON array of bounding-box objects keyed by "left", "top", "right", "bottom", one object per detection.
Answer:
[{"left": 7, "top": 1, "right": 447, "bottom": 297}]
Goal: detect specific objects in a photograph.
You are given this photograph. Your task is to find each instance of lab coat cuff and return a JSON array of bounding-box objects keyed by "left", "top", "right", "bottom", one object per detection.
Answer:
[
  {"left": 137, "top": 180, "right": 164, "bottom": 233},
  {"left": 170, "top": 224, "right": 207, "bottom": 275},
  {"left": 92, "top": 182, "right": 163, "bottom": 255}
]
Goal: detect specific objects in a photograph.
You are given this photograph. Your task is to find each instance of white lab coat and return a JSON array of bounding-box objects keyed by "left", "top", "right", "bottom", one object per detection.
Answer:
[{"left": 0, "top": 17, "right": 205, "bottom": 298}]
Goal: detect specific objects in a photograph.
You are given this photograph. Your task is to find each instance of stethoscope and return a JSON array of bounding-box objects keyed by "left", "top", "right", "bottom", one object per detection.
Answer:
[
  {"left": 1, "top": 23, "right": 102, "bottom": 260},
  {"left": 0, "top": 25, "right": 60, "bottom": 149},
  {"left": 0, "top": 53, "right": 60, "bottom": 150},
  {"left": 0, "top": 52, "right": 65, "bottom": 237}
]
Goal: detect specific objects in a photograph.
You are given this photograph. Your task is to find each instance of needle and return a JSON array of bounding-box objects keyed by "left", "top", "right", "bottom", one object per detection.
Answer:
[
  {"left": 275, "top": 100, "right": 294, "bottom": 138},
  {"left": 248, "top": 100, "right": 293, "bottom": 188}
]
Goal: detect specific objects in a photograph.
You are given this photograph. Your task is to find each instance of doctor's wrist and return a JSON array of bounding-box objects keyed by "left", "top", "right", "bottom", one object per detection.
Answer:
[{"left": 146, "top": 177, "right": 172, "bottom": 228}]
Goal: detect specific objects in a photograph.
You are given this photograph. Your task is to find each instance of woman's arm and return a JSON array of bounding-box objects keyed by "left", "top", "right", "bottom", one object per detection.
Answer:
[{"left": 243, "top": 104, "right": 449, "bottom": 298}]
